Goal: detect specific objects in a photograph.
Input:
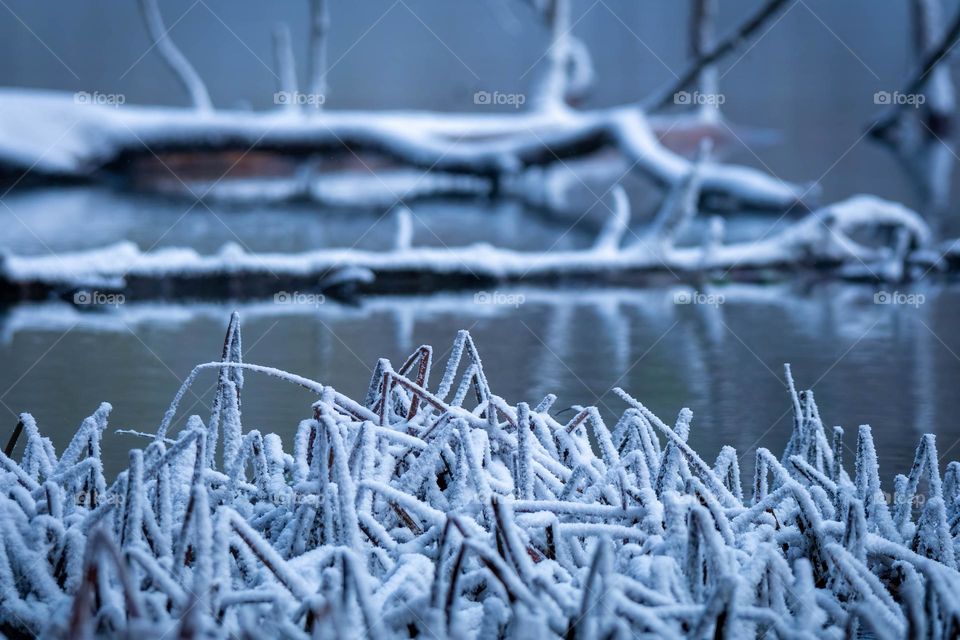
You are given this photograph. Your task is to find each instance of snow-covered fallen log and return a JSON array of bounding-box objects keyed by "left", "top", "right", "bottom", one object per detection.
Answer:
[
  {"left": 0, "top": 194, "right": 937, "bottom": 302},
  {"left": 1, "top": 315, "right": 960, "bottom": 638},
  {"left": 0, "top": 89, "right": 809, "bottom": 213},
  {"left": 0, "top": 0, "right": 822, "bottom": 218}
]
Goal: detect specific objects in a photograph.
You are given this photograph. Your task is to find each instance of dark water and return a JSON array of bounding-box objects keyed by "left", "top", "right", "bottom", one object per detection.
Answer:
[
  {"left": 0, "top": 186, "right": 589, "bottom": 255},
  {"left": 1, "top": 1, "right": 960, "bottom": 485},
  {"left": 1, "top": 280, "right": 958, "bottom": 482}
]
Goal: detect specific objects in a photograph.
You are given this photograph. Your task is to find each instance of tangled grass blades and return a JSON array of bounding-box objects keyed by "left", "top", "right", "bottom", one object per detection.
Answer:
[{"left": 1, "top": 313, "right": 959, "bottom": 639}]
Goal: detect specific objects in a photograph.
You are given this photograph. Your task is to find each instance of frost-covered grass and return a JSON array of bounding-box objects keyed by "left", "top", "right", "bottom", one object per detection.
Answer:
[{"left": 1, "top": 314, "right": 959, "bottom": 639}]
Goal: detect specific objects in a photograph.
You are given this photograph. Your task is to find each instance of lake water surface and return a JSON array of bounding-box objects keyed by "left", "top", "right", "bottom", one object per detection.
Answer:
[{"left": 1, "top": 269, "right": 957, "bottom": 481}]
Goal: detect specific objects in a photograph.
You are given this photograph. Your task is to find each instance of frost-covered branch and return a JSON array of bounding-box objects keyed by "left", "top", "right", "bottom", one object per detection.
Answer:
[
  {"left": 0, "top": 195, "right": 937, "bottom": 303},
  {"left": 867, "top": 0, "right": 957, "bottom": 213},
  {"left": 646, "top": 0, "right": 794, "bottom": 111},
  {"left": 869, "top": 0, "right": 960, "bottom": 141}
]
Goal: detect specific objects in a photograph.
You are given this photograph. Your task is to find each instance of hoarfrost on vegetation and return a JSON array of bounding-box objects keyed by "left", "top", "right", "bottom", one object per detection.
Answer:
[{"left": 1, "top": 315, "right": 959, "bottom": 638}]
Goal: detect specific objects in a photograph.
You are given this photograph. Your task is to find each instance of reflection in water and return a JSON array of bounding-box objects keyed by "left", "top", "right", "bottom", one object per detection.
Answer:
[
  {"left": 0, "top": 281, "right": 957, "bottom": 481},
  {"left": 0, "top": 186, "right": 591, "bottom": 256}
]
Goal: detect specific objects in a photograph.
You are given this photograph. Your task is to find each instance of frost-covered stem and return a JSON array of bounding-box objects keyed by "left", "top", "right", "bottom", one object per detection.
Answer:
[
  {"left": 691, "top": 575, "right": 738, "bottom": 637},
  {"left": 516, "top": 403, "right": 534, "bottom": 501},
  {"left": 120, "top": 449, "right": 143, "bottom": 548},
  {"left": 615, "top": 387, "right": 739, "bottom": 507},
  {"left": 272, "top": 23, "right": 300, "bottom": 112},
  {"left": 69, "top": 528, "right": 143, "bottom": 633},
  {"left": 226, "top": 509, "right": 311, "bottom": 600},
  {"left": 221, "top": 381, "right": 243, "bottom": 482},
  {"left": 397, "top": 344, "right": 433, "bottom": 418},
  {"left": 172, "top": 420, "right": 206, "bottom": 577},
  {"left": 318, "top": 403, "right": 361, "bottom": 549},
  {"left": 690, "top": 0, "right": 720, "bottom": 120},
  {"left": 137, "top": 0, "right": 213, "bottom": 112},
  {"left": 3, "top": 416, "right": 24, "bottom": 457},
  {"left": 570, "top": 536, "right": 612, "bottom": 637},
  {"left": 206, "top": 312, "right": 243, "bottom": 469},
  {"left": 647, "top": 0, "right": 792, "bottom": 111},
  {"left": 189, "top": 482, "right": 213, "bottom": 606},
  {"left": 307, "top": 0, "right": 330, "bottom": 111},
  {"left": 339, "top": 549, "right": 384, "bottom": 638}
]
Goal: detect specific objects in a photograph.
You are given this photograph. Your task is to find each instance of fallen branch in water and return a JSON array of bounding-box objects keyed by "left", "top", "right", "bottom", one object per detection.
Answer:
[
  {"left": 0, "top": 91, "right": 812, "bottom": 215},
  {"left": 0, "top": 194, "right": 938, "bottom": 303},
  {"left": 0, "top": 0, "right": 821, "bottom": 218}
]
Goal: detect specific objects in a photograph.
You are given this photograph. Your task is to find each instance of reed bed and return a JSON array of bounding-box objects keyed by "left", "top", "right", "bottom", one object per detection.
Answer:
[{"left": 0, "top": 313, "right": 958, "bottom": 639}]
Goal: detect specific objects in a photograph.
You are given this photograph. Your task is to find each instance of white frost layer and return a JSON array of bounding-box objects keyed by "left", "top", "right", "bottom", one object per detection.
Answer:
[
  {"left": 0, "top": 195, "right": 931, "bottom": 287},
  {"left": 0, "top": 89, "right": 808, "bottom": 211},
  {"left": 1, "top": 320, "right": 959, "bottom": 638}
]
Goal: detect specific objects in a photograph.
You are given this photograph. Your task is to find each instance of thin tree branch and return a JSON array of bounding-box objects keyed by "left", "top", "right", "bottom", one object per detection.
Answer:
[
  {"left": 307, "top": 0, "right": 330, "bottom": 110},
  {"left": 138, "top": 0, "right": 213, "bottom": 112},
  {"left": 646, "top": 0, "right": 793, "bottom": 111},
  {"left": 869, "top": 2, "right": 960, "bottom": 140},
  {"left": 272, "top": 23, "right": 299, "bottom": 112}
]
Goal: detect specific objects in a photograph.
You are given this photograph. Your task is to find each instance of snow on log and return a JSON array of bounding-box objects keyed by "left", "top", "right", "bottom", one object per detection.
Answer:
[
  {"left": 0, "top": 195, "right": 935, "bottom": 302},
  {"left": 0, "top": 90, "right": 809, "bottom": 213}
]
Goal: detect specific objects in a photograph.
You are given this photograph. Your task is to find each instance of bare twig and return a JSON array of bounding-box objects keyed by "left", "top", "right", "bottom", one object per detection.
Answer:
[
  {"left": 137, "top": 0, "right": 213, "bottom": 112},
  {"left": 307, "top": 0, "right": 330, "bottom": 111},
  {"left": 869, "top": 2, "right": 960, "bottom": 140},
  {"left": 272, "top": 23, "right": 299, "bottom": 111},
  {"left": 646, "top": 0, "right": 794, "bottom": 111}
]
